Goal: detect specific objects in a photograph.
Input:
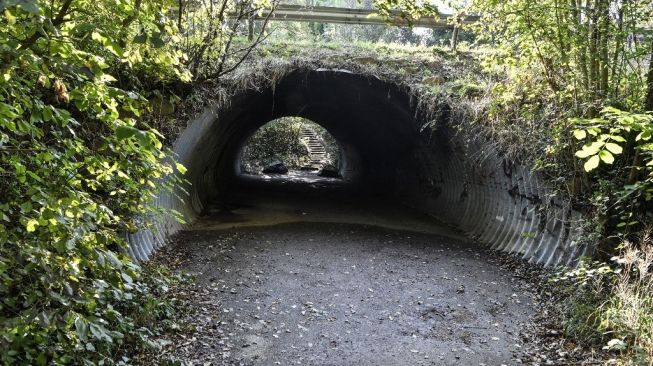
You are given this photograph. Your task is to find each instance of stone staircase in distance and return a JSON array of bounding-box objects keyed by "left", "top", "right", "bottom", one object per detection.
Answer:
[{"left": 299, "top": 125, "right": 328, "bottom": 170}]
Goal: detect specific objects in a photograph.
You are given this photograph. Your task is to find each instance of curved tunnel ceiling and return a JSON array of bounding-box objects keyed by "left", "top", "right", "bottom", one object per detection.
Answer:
[{"left": 125, "top": 68, "right": 592, "bottom": 267}]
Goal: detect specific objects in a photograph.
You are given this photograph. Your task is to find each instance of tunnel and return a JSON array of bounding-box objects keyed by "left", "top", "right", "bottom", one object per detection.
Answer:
[{"left": 126, "top": 67, "right": 592, "bottom": 267}]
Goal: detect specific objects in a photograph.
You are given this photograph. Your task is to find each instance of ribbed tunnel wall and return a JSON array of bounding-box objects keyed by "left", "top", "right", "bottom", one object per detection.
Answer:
[{"left": 126, "top": 68, "right": 592, "bottom": 266}]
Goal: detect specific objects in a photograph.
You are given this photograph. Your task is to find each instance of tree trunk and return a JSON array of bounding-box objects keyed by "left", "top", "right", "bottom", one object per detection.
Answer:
[
  {"left": 588, "top": 0, "right": 600, "bottom": 105},
  {"left": 646, "top": 37, "right": 653, "bottom": 111},
  {"left": 627, "top": 38, "right": 653, "bottom": 184},
  {"left": 610, "top": 0, "right": 625, "bottom": 98},
  {"left": 450, "top": 26, "right": 459, "bottom": 52},
  {"left": 598, "top": 0, "right": 609, "bottom": 95},
  {"left": 571, "top": 0, "right": 589, "bottom": 96}
]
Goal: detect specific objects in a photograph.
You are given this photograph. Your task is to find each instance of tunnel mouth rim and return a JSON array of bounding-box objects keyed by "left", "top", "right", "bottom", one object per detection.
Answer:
[{"left": 125, "top": 63, "right": 590, "bottom": 268}]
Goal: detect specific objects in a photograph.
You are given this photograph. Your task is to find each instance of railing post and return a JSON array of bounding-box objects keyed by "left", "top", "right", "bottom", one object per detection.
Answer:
[
  {"left": 248, "top": 15, "right": 254, "bottom": 41},
  {"left": 450, "top": 26, "right": 459, "bottom": 52}
]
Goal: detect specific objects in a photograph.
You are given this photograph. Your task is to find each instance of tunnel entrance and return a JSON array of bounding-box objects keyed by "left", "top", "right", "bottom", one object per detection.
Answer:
[
  {"left": 124, "top": 62, "right": 595, "bottom": 366},
  {"left": 132, "top": 67, "right": 589, "bottom": 267}
]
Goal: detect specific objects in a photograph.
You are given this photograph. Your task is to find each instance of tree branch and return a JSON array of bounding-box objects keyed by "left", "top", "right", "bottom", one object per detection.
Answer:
[
  {"left": 197, "top": 0, "right": 279, "bottom": 82},
  {"left": 20, "top": 0, "right": 74, "bottom": 49}
]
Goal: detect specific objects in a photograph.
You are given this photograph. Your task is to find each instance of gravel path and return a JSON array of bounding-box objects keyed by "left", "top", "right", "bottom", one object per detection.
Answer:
[{"left": 155, "top": 222, "right": 540, "bottom": 365}]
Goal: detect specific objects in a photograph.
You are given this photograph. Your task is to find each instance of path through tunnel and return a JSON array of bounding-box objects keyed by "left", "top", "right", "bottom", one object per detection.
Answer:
[{"left": 132, "top": 67, "right": 589, "bottom": 267}]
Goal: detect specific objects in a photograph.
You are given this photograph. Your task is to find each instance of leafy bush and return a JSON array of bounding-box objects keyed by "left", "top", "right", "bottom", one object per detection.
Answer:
[
  {"left": 554, "top": 260, "right": 616, "bottom": 344},
  {"left": 0, "top": 0, "right": 188, "bottom": 364},
  {"left": 601, "top": 239, "right": 653, "bottom": 363},
  {"left": 555, "top": 231, "right": 653, "bottom": 364}
]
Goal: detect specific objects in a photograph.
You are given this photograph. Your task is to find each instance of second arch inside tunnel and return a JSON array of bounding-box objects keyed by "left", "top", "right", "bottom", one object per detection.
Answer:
[{"left": 237, "top": 116, "right": 348, "bottom": 182}]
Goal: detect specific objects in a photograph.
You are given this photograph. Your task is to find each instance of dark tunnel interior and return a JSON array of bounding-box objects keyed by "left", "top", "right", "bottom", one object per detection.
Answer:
[{"left": 212, "top": 69, "right": 425, "bottom": 199}]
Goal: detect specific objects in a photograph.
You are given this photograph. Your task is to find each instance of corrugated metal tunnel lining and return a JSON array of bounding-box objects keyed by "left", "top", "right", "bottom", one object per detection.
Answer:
[{"left": 127, "top": 68, "right": 592, "bottom": 266}]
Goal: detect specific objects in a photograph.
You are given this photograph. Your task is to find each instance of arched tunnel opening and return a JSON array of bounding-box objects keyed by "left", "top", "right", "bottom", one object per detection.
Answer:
[
  {"left": 212, "top": 69, "right": 423, "bottom": 200},
  {"left": 130, "top": 67, "right": 591, "bottom": 268},
  {"left": 124, "top": 66, "right": 595, "bottom": 363}
]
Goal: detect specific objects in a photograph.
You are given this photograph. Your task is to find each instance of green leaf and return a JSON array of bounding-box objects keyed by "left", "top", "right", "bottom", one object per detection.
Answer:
[
  {"left": 587, "top": 128, "right": 600, "bottom": 136},
  {"left": 573, "top": 129, "right": 586, "bottom": 140},
  {"left": 106, "top": 251, "right": 123, "bottom": 268},
  {"left": 115, "top": 125, "right": 138, "bottom": 140},
  {"left": 150, "top": 33, "right": 165, "bottom": 48},
  {"left": 134, "top": 131, "right": 152, "bottom": 147},
  {"left": 73, "top": 22, "right": 95, "bottom": 33},
  {"left": 121, "top": 272, "right": 132, "bottom": 283},
  {"left": 89, "top": 323, "right": 112, "bottom": 342},
  {"left": 599, "top": 150, "right": 614, "bottom": 164},
  {"left": 42, "top": 106, "right": 53, "bottom": 121},
  {"left": 636, "top": 131, "right": 651, "bottom": 141},
  {"left": 25, "top": 219, "right": 39, "bottom": 232},
  {"left": 104, "top": 40, "right": 124, "bottom": 57},
  {"left": 91, "top": 31, "right": 106, "bottom": 43},
  {"left": 20, "top": 201, "right": 32, "bottom": 212},
  {"left": 575, "top": 142, "right": 601, "bottom": 158},
  {"left": 604, "top": 143, "right": 623, "bottom": 154},
  {"left": 4, "top": 9, "right": 16, "bottom": 25},
  {"left": 16, "top": 0, "right": 40, "bottom": 14},
  {"left": 175, "top": 163, "right": 187, "bottom": 175},
  {"left": 584, "top": 155, "right": 600, "bottom": 172},
  {"left": 92, "top": 31, "right": 124, "bottom": 57},
  {"left": 75, "top": 317, "right": 88, "bottom": 341},
  {"left": 133, "top": 33, "right": 147, "bottom": 44}
]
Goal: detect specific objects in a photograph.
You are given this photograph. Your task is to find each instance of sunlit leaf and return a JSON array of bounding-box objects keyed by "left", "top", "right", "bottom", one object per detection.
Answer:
[
  {"left": 604, "top": 143, "right": 623, "bottom": 154},
  {"left": 599, "top": 150, "right": 614, "bottom": 164},
  {"left": 584, "top": 155, "right": 600, "bottom": 171},
  {"left": 636, "top": 131, "right": 651, "bottom": 141},
  {"left": 573, "top": 129, "right": 586, "bottom": 140},
  {"left": 25, "top": 219, "right": 39, "bottom": 232},
  {"left": 609, "top": 135, "right": 626, "bottom": 142}
]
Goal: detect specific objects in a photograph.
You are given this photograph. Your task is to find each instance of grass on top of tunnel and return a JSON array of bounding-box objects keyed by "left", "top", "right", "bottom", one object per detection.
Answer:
[{"left": 166, "top": 38, "right": 536, "bottom": 165}]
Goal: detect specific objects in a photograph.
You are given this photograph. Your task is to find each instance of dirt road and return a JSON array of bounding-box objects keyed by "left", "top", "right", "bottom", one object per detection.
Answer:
[{"left": 158, "top": 221, "right": 537, "bottom": 366}]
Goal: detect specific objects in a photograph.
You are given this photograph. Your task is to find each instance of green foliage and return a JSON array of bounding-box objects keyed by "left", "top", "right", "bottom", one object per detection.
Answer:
[
  {"left": 573, "top": 108, "right": 653, "bottom": 173},
  {"left": 553, "top": 259, "right": 616, "bottom": 344},
  {"left": 472, "top": 0, "right": 652, "bottom": 112},
  {"left": 570, "top": 108, "right": 653, "bottom": 229},
  {"left": 553, "top": 235, "right": 653, "bottom": 363},
  {"left": 0, "top": 0, "right": 188, "bottom": 364},
  {"left": 600, "top": 240, "right": 653, "bottom": 363},
  {"left": 241, "top": 117, "right": 306, "bottom": 171},
  {"left": 467, "top": 0, "right": 653, "bottom": 202},
  {"left": 372, "top": 0, "right": 438, "bottom": 24}
]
